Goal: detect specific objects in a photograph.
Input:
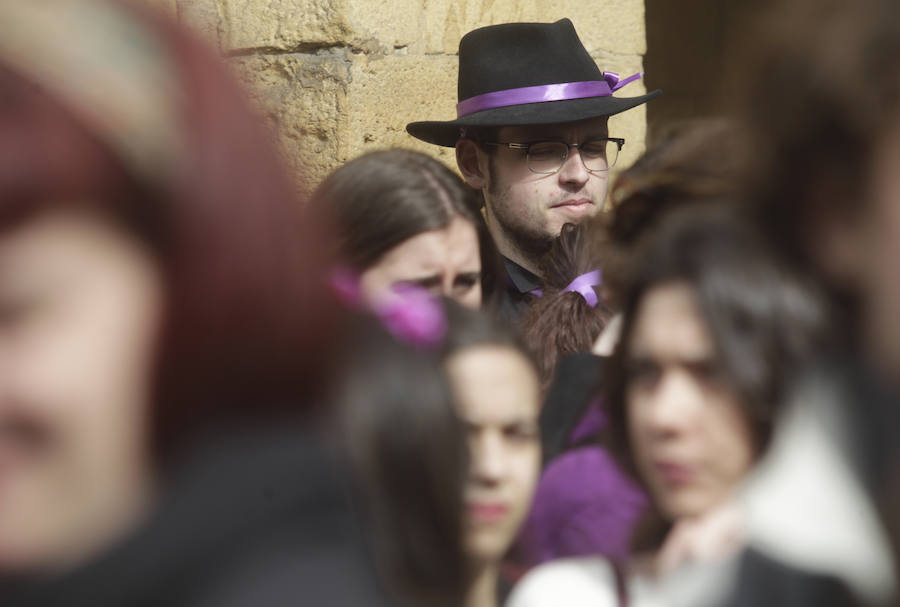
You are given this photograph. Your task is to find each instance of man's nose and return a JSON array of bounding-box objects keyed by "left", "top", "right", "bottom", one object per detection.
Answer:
[{"left": 557, "top": 144, "right": 590, "bottom": 186}]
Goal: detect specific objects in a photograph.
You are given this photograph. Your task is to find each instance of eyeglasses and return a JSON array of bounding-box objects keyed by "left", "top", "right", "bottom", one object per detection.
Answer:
[{"left": 482, "top": 137, "right": 625, "bottom": 175}]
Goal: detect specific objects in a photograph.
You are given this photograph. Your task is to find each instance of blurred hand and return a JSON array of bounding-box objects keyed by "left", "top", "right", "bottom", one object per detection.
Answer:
[{"left": 655, "top": 501, "right": 745, "bottom": 576}]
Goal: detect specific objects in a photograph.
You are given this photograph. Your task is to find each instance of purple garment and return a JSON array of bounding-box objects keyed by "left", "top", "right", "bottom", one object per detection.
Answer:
[{"left": 514, "top": 400, "right": 646, "bottom": 567}]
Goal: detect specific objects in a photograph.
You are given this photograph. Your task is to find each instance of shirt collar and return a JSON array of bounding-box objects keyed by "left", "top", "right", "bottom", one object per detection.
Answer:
[{"left": 504, "top": 257, "right": 542, "bottom": 294}]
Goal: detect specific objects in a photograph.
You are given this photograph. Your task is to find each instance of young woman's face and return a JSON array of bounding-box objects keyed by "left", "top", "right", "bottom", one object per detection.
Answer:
[
  {"left": 0, "top": 209, "right": 163, "bottom": 573},
  {"left": 359, "top": 216, "right": 482, "bottom": 309},
  {"left": 445, "top": 344, "right": 540, "bottom": 568},
  {"left": 625, "top": 282, "right": 755, "bottom": 521}
]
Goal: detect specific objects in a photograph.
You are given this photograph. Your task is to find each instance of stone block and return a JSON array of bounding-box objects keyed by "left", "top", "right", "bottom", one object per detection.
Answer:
[
  {"left": 339, "top": 53, "right": 459, "bottom": 174},
  {"left": 423, "top": 0, "right": 645, "bottom": 55},
  {"left": 219, "top": 0, "right": 349, "bottom": 51},
  {"left": 344, "top": 0, "right": 426, "bottom": 52},
  {"left": 218, "top": 0, "right": 424, "bottom": 54},
  {"left": 230, "top": 49, "right": 352, "bottom": 195}
]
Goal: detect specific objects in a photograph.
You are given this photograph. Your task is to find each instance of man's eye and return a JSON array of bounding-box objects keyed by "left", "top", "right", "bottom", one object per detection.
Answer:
[
  {"left": 581, "top": 141, "right": 608, "bottom": 158},
  {"left": 528, "top": 143, "right": 562, "bottom": 159}
]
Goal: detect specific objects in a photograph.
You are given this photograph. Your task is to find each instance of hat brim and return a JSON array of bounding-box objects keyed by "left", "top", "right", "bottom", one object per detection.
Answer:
[{"left": 406, "top": 89, "right": 662, "bottom": 147}]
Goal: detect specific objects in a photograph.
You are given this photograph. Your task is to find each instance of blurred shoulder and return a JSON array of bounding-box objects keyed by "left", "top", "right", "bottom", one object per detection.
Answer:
[{"left": 506, "top": 556, "right": 618, "bottom": 607}]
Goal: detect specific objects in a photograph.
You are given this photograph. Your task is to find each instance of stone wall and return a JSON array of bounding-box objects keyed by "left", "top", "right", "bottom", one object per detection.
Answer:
[{"left": 160, "top": 0, "right": 650, "bottom": 195}]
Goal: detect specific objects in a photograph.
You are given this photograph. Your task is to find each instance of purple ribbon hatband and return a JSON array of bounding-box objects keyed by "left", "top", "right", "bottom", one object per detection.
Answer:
[
  {"left": 562, "top": 270, "right": 602, "bottom": 308},
  {"left": 456, "top": 72, "right": 643, "bottom": 118}
]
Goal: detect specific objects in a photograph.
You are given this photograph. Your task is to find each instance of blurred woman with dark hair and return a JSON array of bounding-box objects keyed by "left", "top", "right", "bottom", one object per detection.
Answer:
[
  {"left": 333, "top": 313, "right": 468, "bottom": 607},
  {"left": 508, "top": 205, "right": 829, "bottom": 606},
  {"left": 331, "top": 292, "right": 541, "bottom": 607},
  {"left": 440, "top": 302, "right": 542, "bottom": 607},
  {"left": 716, "top": 0, "right": 900, "bottom": 602},
  {"left": 0, "top": 1, "right": 383, "bottom": 605},
  {"left": 312, "top": 148, "right": 504, "bottom": 311}
]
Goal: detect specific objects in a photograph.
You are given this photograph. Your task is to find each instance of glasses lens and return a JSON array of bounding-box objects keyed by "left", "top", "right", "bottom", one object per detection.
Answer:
[
  {"left": 526, "top": 141, "right": 568, "bottom": 174},
  {"left": 581, "top": 139, "right": 619, "bottom": 172}
]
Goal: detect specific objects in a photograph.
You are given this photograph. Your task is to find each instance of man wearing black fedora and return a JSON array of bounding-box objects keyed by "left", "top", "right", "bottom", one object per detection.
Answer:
[{"left": 407, "top": 18, "right": 660, "bottom": 323}]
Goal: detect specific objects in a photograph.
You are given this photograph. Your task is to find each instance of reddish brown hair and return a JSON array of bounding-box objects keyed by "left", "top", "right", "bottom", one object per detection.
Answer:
[
  {"left": 521, "top": 219, "right": 614, "bottom": 392},
  {"left": 0, "top": 2, "right": 340, "bottom": 465}
]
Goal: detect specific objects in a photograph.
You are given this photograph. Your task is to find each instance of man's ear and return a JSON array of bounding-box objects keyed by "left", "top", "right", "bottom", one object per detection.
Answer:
[{"left": 456, "top": 139, "right": 488, "bottom": 190}]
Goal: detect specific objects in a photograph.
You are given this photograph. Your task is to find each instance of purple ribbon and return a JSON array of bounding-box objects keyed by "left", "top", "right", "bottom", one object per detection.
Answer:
[
  {"left": 375, "top": 285, "right": 447, "bottom": 349},
  {"left": 456, "top": 71, "right": 643, "bottom": 118},
  {"left": 562, "top": 270, "right": 602, "bottom": 308}
]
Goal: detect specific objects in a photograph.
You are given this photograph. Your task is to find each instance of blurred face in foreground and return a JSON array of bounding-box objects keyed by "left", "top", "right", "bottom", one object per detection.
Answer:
[
  {"left": 0, "top": 209, "right": 162, "bottom": 573},
  {"left": 359, "top": 217, "right": 482, "bottom": 309},
  {"left": 625, "top": 282, "right": 755, "bottom": 521},
  {"left": 445, "top": 344, "right": 540, "bottom": 568}
]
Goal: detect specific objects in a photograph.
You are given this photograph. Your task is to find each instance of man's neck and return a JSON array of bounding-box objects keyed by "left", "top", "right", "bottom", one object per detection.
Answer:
[
  {"left": 484, "top": 214, "right": 543, "bottom": 277},
  {"left": 465, "top": 563, "right": 499, "bottom": 607}
]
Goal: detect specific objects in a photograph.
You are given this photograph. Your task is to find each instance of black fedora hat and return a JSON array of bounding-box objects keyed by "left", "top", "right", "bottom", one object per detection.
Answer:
[{"left": 406, "top": 19, "right": 661, "bottom": 147}]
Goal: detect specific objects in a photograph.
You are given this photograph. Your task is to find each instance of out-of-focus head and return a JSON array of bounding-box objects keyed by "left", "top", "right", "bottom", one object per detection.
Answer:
[
  {"left": 603, "top": 118, "right": 747, "bottom": 304},
  {"left": 606, "top": 206, "right": 827, "bottom": 530},
  {"left": 440, "top": 304, "right": 541, "bottom": 569},
  {"left": 0, "top": 0, "right": 337, "bottom": 573},
  {"left": 312, "top": 149, "right": 499, "bottom": 310},
  {"left": 738, "top": 0, "right": 900, "bottom": 377},
  {"left": 333, "top": 314, "right": 467, "bottom": 607}
]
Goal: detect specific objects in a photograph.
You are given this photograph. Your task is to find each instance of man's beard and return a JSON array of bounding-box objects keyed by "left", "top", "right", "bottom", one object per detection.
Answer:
[{"left": 486, "top": 180, "right": 554, "bottom": 263}]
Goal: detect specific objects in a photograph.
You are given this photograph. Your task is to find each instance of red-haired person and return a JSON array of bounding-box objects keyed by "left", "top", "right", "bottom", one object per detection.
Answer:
[{"left": 0, "top": 2, "right": 383, "bottom": 605}]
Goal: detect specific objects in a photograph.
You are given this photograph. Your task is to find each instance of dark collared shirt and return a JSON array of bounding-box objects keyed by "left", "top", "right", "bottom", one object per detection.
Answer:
[{"left": 498, "top": 256, "right": 542, "bottom": 328}]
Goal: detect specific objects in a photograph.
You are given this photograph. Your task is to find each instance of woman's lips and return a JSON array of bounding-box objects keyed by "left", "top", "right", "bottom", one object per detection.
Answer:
[
  {"left": 467, "top": 502, "right": 509, "bottom": 523},
  {"left": 654, "top": 460, "right": 695, "bottom": 486}
]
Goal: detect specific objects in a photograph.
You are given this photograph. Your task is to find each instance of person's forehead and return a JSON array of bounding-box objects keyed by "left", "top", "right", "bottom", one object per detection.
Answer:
[
  {"left": 629, "top": 281, "right": 715, "bottom": 361},
  {"left": 447, "top": 345, "right": 539, "bottom": 423},
  {"left": 498, "top": 117, "right": 609, "bottom": 141}
]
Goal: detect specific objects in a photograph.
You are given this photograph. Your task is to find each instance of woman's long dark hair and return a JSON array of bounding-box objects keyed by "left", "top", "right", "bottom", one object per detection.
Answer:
[
  {"left": 605, "top": 204, "right": 830, "bottom": 550},
  {"left": 333, "top": 317, "right": 467, "bottom": 607}
]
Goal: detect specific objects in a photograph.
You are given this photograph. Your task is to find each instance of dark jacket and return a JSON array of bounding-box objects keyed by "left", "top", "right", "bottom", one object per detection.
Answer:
[{"left": 3, "top": 426, "right": 389, "bottom": 607}]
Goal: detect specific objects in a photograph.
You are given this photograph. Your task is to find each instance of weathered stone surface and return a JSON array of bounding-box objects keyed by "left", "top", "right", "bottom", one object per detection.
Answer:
[
  {"left": 423, "top": 0, "right": 646, "bottom": 56},
  {"left": 344, "top": 0, "right": 425, "bottom": 52},
  {"left": 340, "top": 53, "right": 459, "bottom": 173},
  {"left": 220, "top": 0, "right": 349, "bottom": 51},
  {"left": 230, "top": 49, "right": 352, "bottom": 195},
  {"left": 219, "top": 0, "right": 424, "bottom": 53}
]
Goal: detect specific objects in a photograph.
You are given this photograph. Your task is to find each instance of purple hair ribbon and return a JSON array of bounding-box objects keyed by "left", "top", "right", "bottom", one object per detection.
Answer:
[
  {"left": 456, "top": 71, "right": 643, "bottom": 118},
  {"left": 562, "top": 270, "right": 602, "bottom": 308},
  {"left": 375, "top": 285, "right": 447, "bottom": 349}
]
